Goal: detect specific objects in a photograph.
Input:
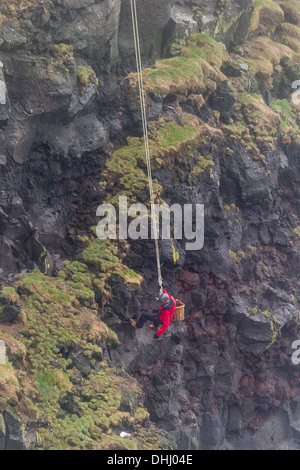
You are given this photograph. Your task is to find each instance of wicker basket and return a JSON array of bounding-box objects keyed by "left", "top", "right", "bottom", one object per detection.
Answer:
[{"left": 172, "top": 300, "right": 185, "bottom": 322}]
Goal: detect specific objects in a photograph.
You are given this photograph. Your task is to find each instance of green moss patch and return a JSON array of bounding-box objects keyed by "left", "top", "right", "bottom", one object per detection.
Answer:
[
  {"left": 103, "top": 117, "right": 214, "bottom": 207},
  {"left": 80, "top": 238, "right": 142, "bottom": 297},
  {"left": 221, "top": 92, "right": 281, "bottom": 164},
  {"left": 279, "top": 1, "right": 300, "bottom": 27},
  {"left": 190, "top": 153, "right": 214, "bottom": 180},
  {"left": 0, "top": 0, "right": 40, "bottom": 16},
  {"left": 1, "top": 286, "right": 19, "bottom": 304},
  {"left": 0, "top": 270, "right": 171, "bottom": 450},
  {"left": 270, "top": 98, "right": 300, "bottom": 144},
  {"left": 18, "top": 270, "right": 116, "bottom": 355},
  {"left": 275, "top": 22, "right": 300, "bottom": 52},
  {"left": 244, "top": 36, "right": 293, "bottom": 86},
  {"left": 0, "top": 362, "right": 20, "bottom": 412},
  {"left": 129, "top": 33, "right": 227, "bottom": 98},
  {"left": 76, "top": 65, "right": 98, "bottom": 95},
  {"left": 250, "top": 0, "right": 284, "bottom": 33},
  {"left": 51, "top": 43, "right": 74, "bottom": 63},
  {"left": 229, "top": 244, "right": 259, "bottom": 266}
]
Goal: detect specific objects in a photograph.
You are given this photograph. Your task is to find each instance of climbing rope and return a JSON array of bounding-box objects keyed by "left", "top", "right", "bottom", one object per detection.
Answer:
[{"left": 130, "top": 0, "right": 163, "bottom": 294}]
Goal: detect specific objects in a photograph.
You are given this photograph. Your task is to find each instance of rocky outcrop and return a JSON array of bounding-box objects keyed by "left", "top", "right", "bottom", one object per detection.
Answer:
[
  {"left": 0, "top": 408, "right": 38, "bottom": 451},
  {"left": 0, "top": 409, "right": 39, "bottom": 450},
  {"left": 0, "top": 0, "right": 256, "bottom": 275},
  {"left": 119, "top": 0, "right": 254, "bottom": 67}
]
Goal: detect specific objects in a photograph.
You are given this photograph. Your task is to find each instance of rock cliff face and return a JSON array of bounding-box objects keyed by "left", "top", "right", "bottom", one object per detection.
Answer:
[{"left": 1, "top": 0, "right": 300, "bottom": 450}]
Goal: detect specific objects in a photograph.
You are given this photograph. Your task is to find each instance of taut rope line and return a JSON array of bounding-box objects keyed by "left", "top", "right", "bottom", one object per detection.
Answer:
[{"left": 130, "top": 0, "right": 163, "bottom": 293}]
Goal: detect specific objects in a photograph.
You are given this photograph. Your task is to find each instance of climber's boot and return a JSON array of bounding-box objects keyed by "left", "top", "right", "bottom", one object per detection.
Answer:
[{"left": 148, "top": 324, "right": 159, "bottom": 332}]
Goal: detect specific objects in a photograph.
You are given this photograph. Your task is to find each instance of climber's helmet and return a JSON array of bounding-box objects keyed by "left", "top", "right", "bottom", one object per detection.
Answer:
[{"left": 159, "top": 293, "right": 169, "bottom": 305}]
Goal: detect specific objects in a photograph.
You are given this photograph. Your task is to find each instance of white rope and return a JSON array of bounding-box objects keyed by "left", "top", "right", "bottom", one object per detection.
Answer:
[{"left": 130, "top": 0, "right": 163, "bottom": 294}]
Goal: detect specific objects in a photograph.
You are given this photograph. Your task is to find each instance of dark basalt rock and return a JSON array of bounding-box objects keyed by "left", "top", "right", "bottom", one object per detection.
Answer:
[
  {"left": 210, "top": 80, "right": 237, "bottom": 123},
  {"left": 0, "top": 305, "right": 20, "bottom": 324},
  {"left": 2, "top": 409, "right": 38, "bottom": 450}
]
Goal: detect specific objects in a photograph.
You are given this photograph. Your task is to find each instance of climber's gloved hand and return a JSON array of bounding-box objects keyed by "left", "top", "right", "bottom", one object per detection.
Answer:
[{"left": 153, "top": 333, "right": 159, "bottom": 340}]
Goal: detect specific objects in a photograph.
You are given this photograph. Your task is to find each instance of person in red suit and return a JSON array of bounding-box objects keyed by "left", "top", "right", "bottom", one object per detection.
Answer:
[{"left": 130, "top": 289, "right": 176, "bottom": 339}]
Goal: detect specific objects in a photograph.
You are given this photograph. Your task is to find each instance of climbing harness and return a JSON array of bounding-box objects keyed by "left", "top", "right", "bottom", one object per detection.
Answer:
[
  {"left": 130, "top": 0, "right": 163, "bottom": 295},
  {"left": 130, "top": 1, "right": 185, "bottom": 322}
]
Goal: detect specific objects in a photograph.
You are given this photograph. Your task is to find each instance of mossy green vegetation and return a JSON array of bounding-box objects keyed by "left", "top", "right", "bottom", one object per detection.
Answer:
[
  {"left": 229, "top": 249, "right": 246, "bottom": 265},
  {"left": 127, "top": 22, "right": 300, "bottom": 170},
  {"left": 239, "top": 92, "right": 279, "bottom": 147},
  {"left": 216, "top": 3, "right": 300, "bottom": 155},
  {"left": 103, "top": 116, "right": 209, "bottom": 206},
  {"left": 79, "top": 238, "right": 143, "bottom": 297},
  {"left": 251, "top": 306, "right": 259, "bottom": 315},
  {"left": 279, "top": 1, "right": 300, "bottom": 27},
  {"left": 229, "top": 244, "right": 258, "bottom": 266},
  {"left": 0, "top": 0, "right": 43, "bottom": 29},
  {"left": 1, "top": 286, "right": 19, "bottom": 304},
  {"left": 0, "top": 361, "right": 21, "bottom": 411},
  {"left": 76, "top": 65, "right": 98, "bottom": 95},
  {"left": 129, "top": 33, "right": 227, "bottom": 98},
  {"left": 190, "top": 153, "right": 214, "bottom": 180},
  {"left": 221, "top": 87, "right": 300, "bottom": 161},
  {"left": 51, "top": 43, "right": 74, "bottom": 64},
  {"left": 0, "top": 0, "right": 39, "bottom": 15},
  {"left": 248, "top": 307, "right": 281, "bottom": 349},
  {"left": 293, "top": 226, "right": 300, "bottom": 238},
  {"left": 275, "top": 22, "right": 300, "bottom": 52},
  {"left": 0, "top": 270, "right": 172, "bottom": 450},
  {"left": 104, "top": 140, "right": 158, "bottom": 206},
  {"left": 18, "top": 269, "right": 117, "bottom": 353},
  {"left": 270, "top": 98, "right": 300, "bottom": 144},
  {"left": 250, "top": 0, "right": 284, "bottom": 33},
  {"left": 224, "top": 204, "right": 240, "bottom": 227},
  {"left": 244, "top": 36, "right": 293, "bottom": 87},
  {"left": 103, "top": 108, "right": 224, "bottom": 213},
  {"left": 262, "top": 310, "right": 281, "bottom": 349},
  {"left": 221, "top": 96, "right": 275, "bottom": 165}
]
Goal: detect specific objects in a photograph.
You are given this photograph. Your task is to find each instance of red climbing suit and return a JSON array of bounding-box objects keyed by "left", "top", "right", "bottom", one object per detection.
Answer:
[{"left": 157, "top": 289, "right": 176, "bottom": 337}]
